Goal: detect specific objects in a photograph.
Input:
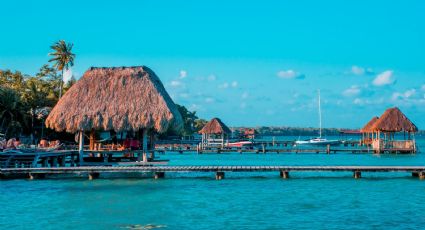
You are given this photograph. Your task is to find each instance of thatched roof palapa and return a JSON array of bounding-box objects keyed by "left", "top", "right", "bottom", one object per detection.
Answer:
[
  {"left": 199, "top": 118, "right": 231, "bottom": 134},
  {"left": 45, "top": 66, "right": 183, "bottom": 133},
  {"left": 371, "top": 107, "right": 418, "bottom": 133},
  {"left": 361, "top": 116, "right": 379, "bottom": 133}
]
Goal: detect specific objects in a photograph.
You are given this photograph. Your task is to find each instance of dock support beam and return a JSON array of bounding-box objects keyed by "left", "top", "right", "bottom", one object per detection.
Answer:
[
  {"left": 216, "top": 172, "right": 225, "bottom": 180},
  {"left": 154, "top": 172, "right": 165, "bottom": 179},
  {"left": 412, "top": 172, "right": 419, "bottom": 178},
  {"left": 353, "top": 171, "right": 361, "bottom": 179},
  {"left": 88, "top": 172, "right": 100, "bottom": 180},
  {"left": 280, "top": 170, "right": 289, "bottom": 179}
]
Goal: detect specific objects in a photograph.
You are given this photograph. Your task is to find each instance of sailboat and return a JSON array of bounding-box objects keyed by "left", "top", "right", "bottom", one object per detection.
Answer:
[{"left": 295, "top": 90, "right": 341, "bottom": 146}]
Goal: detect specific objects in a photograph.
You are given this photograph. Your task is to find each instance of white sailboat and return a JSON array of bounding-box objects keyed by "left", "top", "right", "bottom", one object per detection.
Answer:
[{"left": 295, "top": 90, "right": 341, "bottom": 146}]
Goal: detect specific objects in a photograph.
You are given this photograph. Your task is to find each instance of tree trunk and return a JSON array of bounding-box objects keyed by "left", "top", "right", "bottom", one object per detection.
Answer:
[{"left": 59, "top": 69, "right": 64, "bottom": 98}]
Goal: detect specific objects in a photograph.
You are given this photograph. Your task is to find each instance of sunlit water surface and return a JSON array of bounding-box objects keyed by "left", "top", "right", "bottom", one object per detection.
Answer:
[{"left": 1, "top": 136, "right": 425, "bottom": 229}]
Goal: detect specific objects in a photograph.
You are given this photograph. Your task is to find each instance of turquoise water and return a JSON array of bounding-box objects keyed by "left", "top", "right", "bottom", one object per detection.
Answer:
[{"left": 1, "top": 136, "right": 425, "bottom": 229}]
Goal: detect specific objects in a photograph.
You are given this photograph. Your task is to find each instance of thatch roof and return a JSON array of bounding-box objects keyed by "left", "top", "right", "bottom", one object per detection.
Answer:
[
  {"left": 371, "top": 107, "right": 418, "bottom": 133},
  {"left": 45, "top": 66, "right": 183, "bottom": 133},
  {"left": 199, "top": 118, "right": 231, "bottom": 134},
  {"left": 361, "top": 116, "right": 379, "bottom": 133}
]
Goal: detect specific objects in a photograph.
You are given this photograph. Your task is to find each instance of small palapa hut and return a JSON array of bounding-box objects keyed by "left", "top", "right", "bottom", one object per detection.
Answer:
[
  {"left": 360, "top": 116, "right": 379, "bottom": 145},
  {"left": 199, "top": 118, "right": 231, "bottom": 148},
  {"left": 361, "top": 107, "right": 418, "bottom": 153},
  {"left": 45, "top": 66, "right": 183, "bottom": 162}
]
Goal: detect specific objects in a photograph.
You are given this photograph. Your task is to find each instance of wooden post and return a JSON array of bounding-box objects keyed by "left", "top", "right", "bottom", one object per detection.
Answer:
[
  {"left": 280, "top": 170, "right": 289, "bottom": 179},
  {"left": 216, "top": 171, "right": 225, "bottom": 180},
  {"left": 43, "top": 158, "right": 49, "bottom": 167},
  {"left": 154, "top": 172, "right": 165, "bottom": 179},
  {"left": 52, "top": 157, "right": 58, "bottom": 167},
  {"left": 88, "top": 172, "right": 100, "bottom": 180},
  {"left": 89, "top": 129, "right": 95, "bottom": 150},
  {"left": 353, "top": 171, "right": 361, "bottom": 179},
  {"left": 29, "top": 173, "right": 45, "bottom": 180},
  {"left": 142, "top": 129, "right": 148, "bottom": 162},
  {"left": 419, "top": 172, "right": 425, "bottom": 180},
  {"left": 326, "top": 144, "right": 330, "bottom": 154},
  {"left": 28, "top": 173, "right": 35, "bottom": 180},
  {"left": 78, "top": 131, "right": 84, "bottom": 166}
]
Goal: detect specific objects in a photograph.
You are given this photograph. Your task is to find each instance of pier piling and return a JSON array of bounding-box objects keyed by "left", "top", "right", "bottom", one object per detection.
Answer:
[
  {"left": 28, "top": 173, "right": 45, "bottom": 180},
  {"left": 88, "top": 172, "right": 100, "bottom": 180},
  {"left": 419, "top": 172, "right": 425, "bottom": 180},
  {"left": 353, "top": 171, "right": 361, "bottom": 179},
  {"left": 154, "top": 172, "right": 165, "bottom": 179},
  {"left": 280, "top": 170, "right": 289, "bottom": 179},
  {"left": 216, "top": 172, "right": 225, "bottom": 180}
]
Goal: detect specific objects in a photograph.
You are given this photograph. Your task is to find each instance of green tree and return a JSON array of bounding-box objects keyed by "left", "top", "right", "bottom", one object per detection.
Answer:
[
  {"left": 194, "top": 119, "right": 208, "bottom": 132},
  {"left": 176, "top": 104, "right": 198, "bottom": 136},
  {"left": 0, "top": 70, "right": 26, "bottom": 94},
  {"left": 0, "top": 87, "right": 28, "bottom": 138},
  {"left": 48, "top": 40, "right": 75, "bottom": 98}
]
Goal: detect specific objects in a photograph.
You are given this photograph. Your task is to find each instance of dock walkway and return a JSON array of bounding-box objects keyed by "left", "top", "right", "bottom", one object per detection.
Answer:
[{"left": 2, "top": 165, "right": 425, "bottom": 180}]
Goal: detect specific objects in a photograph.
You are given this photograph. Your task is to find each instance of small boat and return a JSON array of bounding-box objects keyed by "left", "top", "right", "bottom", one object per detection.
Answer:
[
  {"left": 225, "top": 140, "right": 254, "bottom": 148},
  {"left": 296, "top": 90, "right": 340, "bottom": 146},
  {"left": 295, "top": 138, "right": 341, "bottom": 146}
]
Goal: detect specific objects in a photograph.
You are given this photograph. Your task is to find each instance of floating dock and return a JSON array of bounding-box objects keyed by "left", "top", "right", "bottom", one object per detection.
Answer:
[{"left": 2, "top": 165, "right": 425, "bottom": 180}]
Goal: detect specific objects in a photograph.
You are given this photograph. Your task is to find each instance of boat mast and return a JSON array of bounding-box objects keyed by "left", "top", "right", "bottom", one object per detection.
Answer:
[{"left": 318, "top": 89, "right": 322, "bottom": 138}]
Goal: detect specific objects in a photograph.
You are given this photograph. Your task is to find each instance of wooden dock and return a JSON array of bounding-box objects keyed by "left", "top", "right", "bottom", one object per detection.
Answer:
[{"left": 2, "top": 165, "right": 425, "bottom": 180}]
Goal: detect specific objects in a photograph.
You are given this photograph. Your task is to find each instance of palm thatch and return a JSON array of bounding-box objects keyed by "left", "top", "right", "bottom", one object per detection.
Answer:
[
  {"left": 45, "top": 66, "right": 183, "bottom": 133},
  {"left": 361, "top": 116, "right": 379, "bottom": 133},
  {"left": 371, "top": 107, "right": 418, "bottom": 133},
  {"left": 199, "top": 118, "right": 231, "bottom": 134}
]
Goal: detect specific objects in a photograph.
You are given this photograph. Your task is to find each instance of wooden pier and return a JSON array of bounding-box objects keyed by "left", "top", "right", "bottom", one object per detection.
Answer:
[{"left": 2, "top": 165, "right": 425, "bottom": 180}]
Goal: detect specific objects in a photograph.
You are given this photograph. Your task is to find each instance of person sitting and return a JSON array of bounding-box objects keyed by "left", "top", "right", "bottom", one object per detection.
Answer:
[
  {"left": 39, "top": 139, "right": 49, "bottom": 148},
  {"left": 49, "top": 140, "right": 61, "bottom": 148},
  {"left": 6, "top": 138, "right": 16, "bottom": 149},
  {"left": 13, "top": 138, "right": 21, "bottom": 148}
]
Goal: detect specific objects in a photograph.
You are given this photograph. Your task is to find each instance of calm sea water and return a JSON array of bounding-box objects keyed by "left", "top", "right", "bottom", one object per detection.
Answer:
[{"left": 1, "top": 136, "right": 425, "bottom": 230}]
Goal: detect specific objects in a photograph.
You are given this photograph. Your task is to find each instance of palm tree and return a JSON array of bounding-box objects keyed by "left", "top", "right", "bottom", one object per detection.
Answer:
[{"left": 48, "top": 40, "right": 75, "bottom": 98}]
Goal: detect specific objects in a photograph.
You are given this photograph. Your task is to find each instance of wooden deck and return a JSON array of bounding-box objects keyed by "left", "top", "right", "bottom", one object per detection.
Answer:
[{"left": 2, "top": 165, "right": 425, "bottom": 180}]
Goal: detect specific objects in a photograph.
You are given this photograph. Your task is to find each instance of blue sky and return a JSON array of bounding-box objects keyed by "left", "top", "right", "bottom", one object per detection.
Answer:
[{"left": 1, "top": 0, "right": 425, "bottom": 128}]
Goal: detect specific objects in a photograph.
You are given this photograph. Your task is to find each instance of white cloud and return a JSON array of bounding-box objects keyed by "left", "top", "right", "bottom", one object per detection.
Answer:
[
  {"left": 179, "top": 93, "right": 189, "bottom": 98},
  {"left": 218, "top": 82, "right": 229, "bottom": 89},
  {"left": 353, "top": 97, "right": 384, "bottom": 106},
  {"left": 421, "top": 85, "right": 425, "bottom": 91},
  {"left": 240, "top": 102, "right": 247, "bottom": 109},
  {"left": 207, "top": 75, "right": 216, "bottom": 81},
  {"left": 343, "top": 85, "right": 361, "bottom": 97},
  {"left": 353, "top": 98, "right": 363, "bottom": 105},
  {"left": 205, "top": 97, "right": 215, "bottom": 103},
  {"left": 189, "top": 104, "right": 200, "bottom": 111},
  {"left": 373, "top": 70, "right": 394, "bottom": 86},
  {"left": 170, "top": 80, "right": 183, "bottom": 88},
  {"left": 179, "top": 70, "right": 187, "bottom": 79},
  {"left": 392, "top": 89, "right": 416, "bottom": 101},
  {"left": 351, "top": 66, "right": 374, "bottom": 75},
  {"left": 219, "top": 81, "right": 238, "bottom": 89},
  {"left": 277, "top": 70, "right": 305, "bottom": 79},
  {"left": 351, "top": 66, "right": 365, "bottom": 75},
  {"left": 241, "top": 92, "right": 249, "bottom": 99}
]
